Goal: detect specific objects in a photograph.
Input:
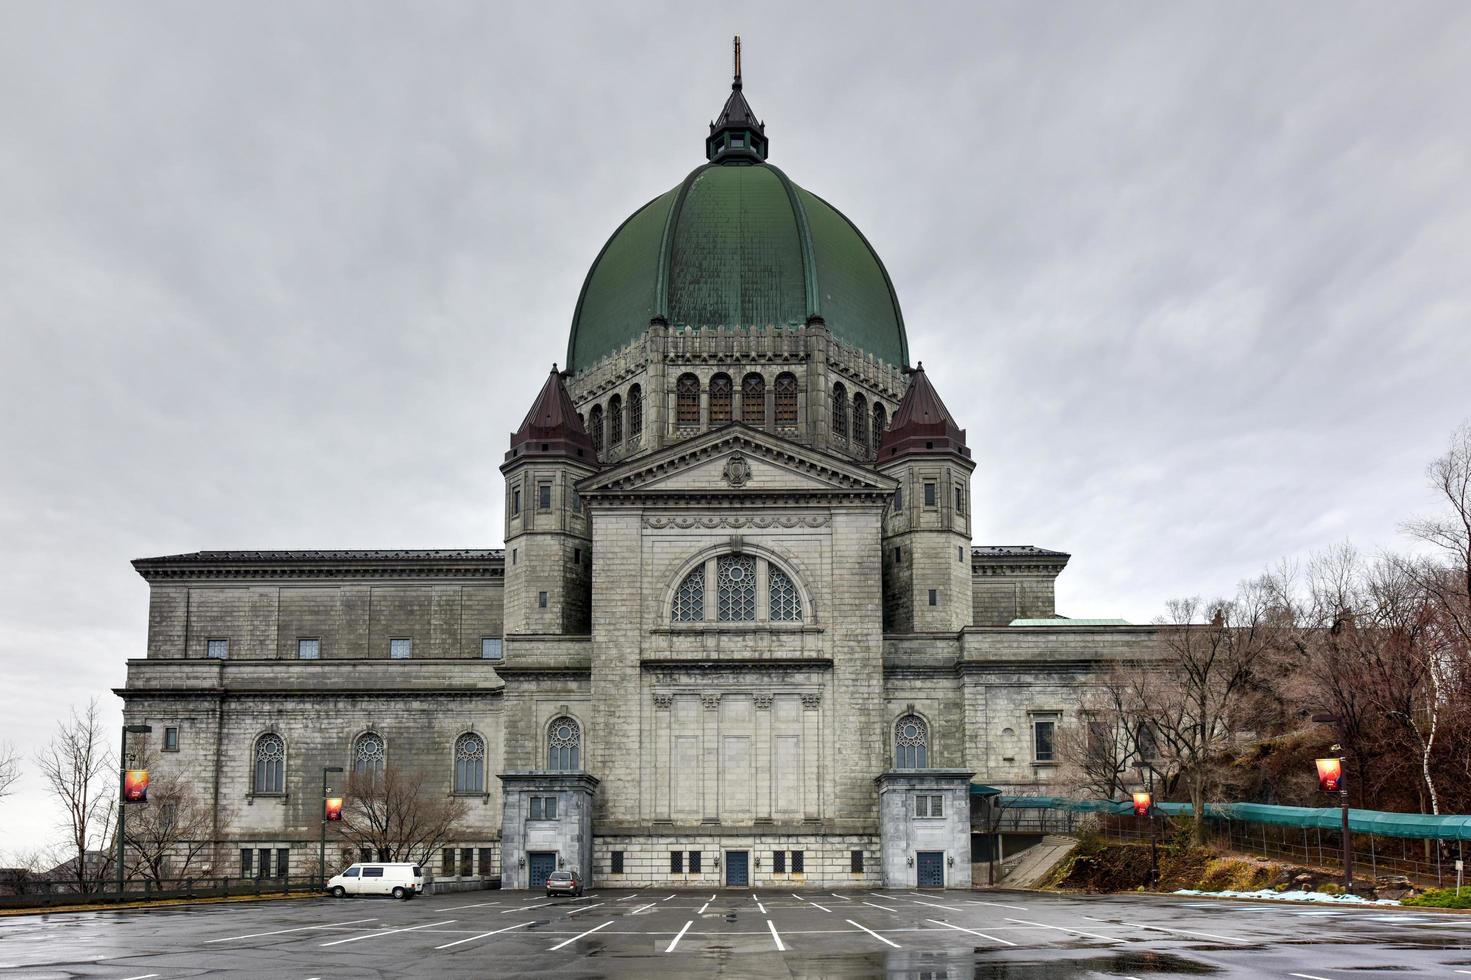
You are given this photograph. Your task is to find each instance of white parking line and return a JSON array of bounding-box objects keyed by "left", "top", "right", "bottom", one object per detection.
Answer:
[
  {"left": 664, "top": 893, "right": 676, "bottom": 900},
  {"left": 440, "top": 902, "right": 500, "bottom": 911},
  {"left": 1109, "top": 918, "right": 1252, "bottom": 945},
  {"left": 861, "top": 901, "right": 898, "bottom": 913},
  {"left": 1004, "top": 917, "right": 1120, "bottom": 943},
  {"left": 805, "top": 899, "right": 833, "bottom": 912},
  {"left": 204, "top": 917, "right": 377, "bottom": 943},
  {"left": 1289, "top": 975, "right": 1335, "bottom": 980},
  {"left": 767, "top": 919, "right": 786, "bottom": 951},
  {"left": 630, "top": 902, "right": 657, "bottom": 915},
  {"left": 434, "top": 920, "right": 532, "bottom": 950},
  {"left": 828, "top": 892, "right": 853, "bottom": 901},
  {"left": 118, "top": 975, "right": 159, "bottom": 980},
  {"left": 925, "top": 918, "right": 1016, "bottom": 946},
  {"left": 756, "top": 898, "right": 768, "bottom": 914},
  {"left": 846, "top": 919, "right": 900, "bottom": 948},
  {"left": 967, "top": 899, "right": 1029, "bottom": 911},
  {"left": 550, "top": 919, "right": 614, "bottom": 950},
  {"left": 698, "top": 900, "right": 711, "bottom": 914},
  {"left": 666, "top": 920, "right": 693, "bottom": 952},
  {"left": 320, "top": 919, "right": 457, "bottom": 947},
  {"left": 904, "top": 897, "right": 965, "bottom": 912},
  {"left": 616, "top": 893, "right": 644, "bottom": 901},
  {"left": 501, "top": 901, "right": 552, "bottom": 914},
  {"left": 566, "top": 902, "right": 606, "bottom": 916}
]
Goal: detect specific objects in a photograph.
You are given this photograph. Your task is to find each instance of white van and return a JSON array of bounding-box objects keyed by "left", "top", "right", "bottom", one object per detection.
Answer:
[{"left": 326, "top": 863, "right": 424, "bottom": 899}]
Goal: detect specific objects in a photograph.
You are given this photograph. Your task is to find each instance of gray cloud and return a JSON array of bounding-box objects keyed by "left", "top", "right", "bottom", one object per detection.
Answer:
[{"left": 2, "top": 0, "right": 1468, "bottom": 851}]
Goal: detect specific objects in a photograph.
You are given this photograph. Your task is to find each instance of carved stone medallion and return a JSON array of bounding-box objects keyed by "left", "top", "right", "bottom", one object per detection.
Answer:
[{"left": 722, "top": 452, "right": 751, "bottom": 488}]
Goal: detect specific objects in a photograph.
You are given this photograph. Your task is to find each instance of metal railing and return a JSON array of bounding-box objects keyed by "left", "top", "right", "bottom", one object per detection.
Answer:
[{"left": 0, "top": 874, "right": 323, "bottom": 909}]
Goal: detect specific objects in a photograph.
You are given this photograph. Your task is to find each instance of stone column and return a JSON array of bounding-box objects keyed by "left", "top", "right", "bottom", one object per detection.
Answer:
[
  {"left": 701, "top": 692, "right": 721, "bottom": 824},
  {"left": 801, "top": 693, "right": 822, "bottom": 822},
  {"left": 654, "top": 694, "right": 673, "bottom": 822},
  {"left": 754, "top": 694, "right": 773, "bottom": 824}
]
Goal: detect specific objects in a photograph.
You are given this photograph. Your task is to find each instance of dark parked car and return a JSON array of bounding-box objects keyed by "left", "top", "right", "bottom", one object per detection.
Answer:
[{"left": 545, "top": 869, "right": 582, "bottom": 897}]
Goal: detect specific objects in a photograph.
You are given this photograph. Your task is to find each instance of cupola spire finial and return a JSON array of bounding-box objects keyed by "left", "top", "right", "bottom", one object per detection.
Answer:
[{"left": 733, "top": 35, "right": 742, "bottom": 89}]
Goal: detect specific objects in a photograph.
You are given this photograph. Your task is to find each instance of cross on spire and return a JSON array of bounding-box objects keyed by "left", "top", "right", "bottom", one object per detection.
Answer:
[
  {"left": 734, "top": 34, "right": 742, "bottom": 89},
  {"left": 706, "top": 35, "right": 767, "bottom": 162}
]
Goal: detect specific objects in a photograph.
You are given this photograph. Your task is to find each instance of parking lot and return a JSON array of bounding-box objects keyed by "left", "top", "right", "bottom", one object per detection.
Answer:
[{"left": 5, "top": 887, "right": 1471, "bottom": 978}]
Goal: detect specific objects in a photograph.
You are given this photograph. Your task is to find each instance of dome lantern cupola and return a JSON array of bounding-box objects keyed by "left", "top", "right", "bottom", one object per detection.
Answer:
[{"left": 706, "top": 36, "right": 767, "bottom": 164}]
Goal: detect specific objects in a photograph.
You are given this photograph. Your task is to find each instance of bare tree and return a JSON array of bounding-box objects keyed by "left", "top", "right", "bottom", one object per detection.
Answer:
[
  {"left": 335, "top": 768, "right": 467, "bottom": 867},
  {"left": 0, "top": 741, "right": 19, "bottom": 800},
  {"left": 33, "top": 700, "right": 116, "bottom": 892},
  {"left": 1057, "top": 669, "right": 1146, "bottom": 801},
  {"left": 120, "top": 748, "right": 224, "bottom": 885},
  {"left": 1404, "top": 421, "right": 1471, "bottom": 647}
]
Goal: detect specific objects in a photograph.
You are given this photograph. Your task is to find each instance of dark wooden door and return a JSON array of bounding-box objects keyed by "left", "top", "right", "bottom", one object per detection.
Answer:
[{"left": 917, "top": 851, "right": 945, "bottom": 888}]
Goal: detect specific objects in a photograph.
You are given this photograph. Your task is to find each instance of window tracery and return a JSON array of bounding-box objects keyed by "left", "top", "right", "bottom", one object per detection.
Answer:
[
  {"left": 709, "top": 373, "right": 732, "bottom": 424},
  {"left": 768, "top": 565, "right": 801, "bottom": 621},
  {"left": 895, "top": 714, "right": 929, "bottom": 769},
  {"left": 716, "top": 554, "right": 757, "bottom": 621},
  {"left": 454, "top": 733, "right": 485, "bottom": 793},
  {"left": 774, "top": 373, "right": 798, "bottom": 426},
  {"left": 831, "top": 382, "right": 848, "bottom": 437},
  {"left": 742, "top": 373, "right": 765, "bottom": 425},
  {"left": 547, "top": 716, "right": 581, "bottom": 771},
  {"left": 254, "top": 734, "right": 285, "bottom": 794},
  {"left": 353, "top": 732, "right": 385, "bottom": 774},
  {"left": 676, "top": 373, "right": 700, "bottom": 426},
  {"left": 673, "top": 565, "right": 705, "bottom": 622}
]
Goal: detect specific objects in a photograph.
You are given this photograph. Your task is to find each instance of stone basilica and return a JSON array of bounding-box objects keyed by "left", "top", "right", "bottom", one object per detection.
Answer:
[{"left": 120, "top": 58, "right": 1154, "bottom": 890}]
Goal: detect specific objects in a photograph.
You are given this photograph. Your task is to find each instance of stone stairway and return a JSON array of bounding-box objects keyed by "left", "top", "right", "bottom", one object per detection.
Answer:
[{"left": 998, "top": 834, "right": 1077, "bottom": 889}]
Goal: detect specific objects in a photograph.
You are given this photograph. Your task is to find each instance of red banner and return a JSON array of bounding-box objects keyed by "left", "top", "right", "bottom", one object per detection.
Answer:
[
  {"left": 325, "top": 797, "right": 344, "bottom": 822},
  {"left": 124, "top": 769, "right": 150, "bottom": 803},
  {"left": 1315, "top": 757, "right": 1343, "bottom": 793},
  {"left": 1132, "top": 791, "right": 1152, "bottom": 816}
]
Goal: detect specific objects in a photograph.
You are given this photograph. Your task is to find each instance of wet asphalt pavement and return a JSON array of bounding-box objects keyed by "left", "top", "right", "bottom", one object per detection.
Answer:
[{"left": 2, "top": 887, "right": 1470, "bottom": 978}]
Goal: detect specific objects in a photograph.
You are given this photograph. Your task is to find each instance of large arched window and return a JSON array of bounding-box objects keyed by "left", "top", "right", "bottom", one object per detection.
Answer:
[
  {"left": 628, "top": 385, "right": 643, "bottom": 440},
  {"left": 709, "top": 373, "right": 732, "bottom": 425},
  {"left": 831, "top": 382, "right": 848, "bottom": 438},
  {"left": 547, "top": 717, "right": 581, "bottom": 771},
  {"left": 454, "top": 733, "right": 485, "bottom": 793},
  {"left": 676, "top": 373, "right": 700, "bottom": 426},
  {"left": 895, "top": 715, "right": 929, "bottom": 769},
  {"left": 353, "top": 732, "right": 385, "bottom": 775},
  {"left": 741, "top": 373, "right": 765, "bottom": 426},
  {"left": 588, "top": 404, "right": 604, "bottom": 455},
  {"left": 670, "top": 553, "right": 806, "bottom": 624},
  {"left": 852, "top": 393, "right": 868, "bottom": 450},
  {"left": 872, "top": 403, "right": 887, "bottom": 452},
  {"left": 774, "top": 372, "right": 798, "bottom": 427},
  {"left": 253, "top": 734, "right": 285, "bottom": 794},
  {"left": 608, "top": 394, "right": 623, "bottom": 446}
]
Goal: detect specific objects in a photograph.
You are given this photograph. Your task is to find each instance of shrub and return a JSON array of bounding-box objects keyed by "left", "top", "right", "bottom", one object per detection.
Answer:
[{"left": 1404, "top": 888, "right": 1471, "bottom": 909}]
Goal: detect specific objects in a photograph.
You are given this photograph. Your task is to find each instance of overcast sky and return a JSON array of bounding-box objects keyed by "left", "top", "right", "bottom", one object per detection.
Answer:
[{"left": 2, "top": 2, "right": 1469, "bottom": 855}]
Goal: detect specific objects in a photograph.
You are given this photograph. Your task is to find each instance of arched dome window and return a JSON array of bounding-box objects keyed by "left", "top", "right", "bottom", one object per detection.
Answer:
[
  {"left": 588, "top": 404, "right": 604, "bottom": 455},
  {"left": 608, "top": 394, "right": 623, "bottom": 446},
  {"left": 774, "top": 373, "right": 798, "bottom": 427},
  {"left": 628, "top": 385, "right": 643, "bottom": 440},
  {"left": 872, "top": 403, "right": 887, "bottom": 452},
  {"left": 670, "top": 553, "right": 806, "bottom": 625},
  {"left": 677, "top": 374, "right": 701, "bottom": 427},
  {"left": 253, "top": 734, "right": 285, "bottom": 795},
  {"left": 454, "top": 732, "right": 485, "bottom": 794},
  {"left": 353, "top": 732, "right": 385, "bottom": 775},
  {"left": 831, "top": 383, "right": 848, "bottom": 438},
  {"left": 742, "top": 373, "right": 765, "bottom": 426},
  {"left": 710, "top": 373, "right": 733, "bottom": 425},
  {"left": 895, "top": 715, "right": 929, "bottom": 769},
  {"left": 852, "top": 393, "right": 868, "bottom": 451},
  {"left": 547, "top": 716, "right": 581, "bottom": 771}
]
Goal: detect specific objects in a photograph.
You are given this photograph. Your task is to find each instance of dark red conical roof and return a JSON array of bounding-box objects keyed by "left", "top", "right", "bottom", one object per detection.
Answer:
[
  {"left": 504, "top": 365, "right": 598, "bottom": 465},
  {"left": 878, "top": 363, "right": 971, "bottom": 461}
]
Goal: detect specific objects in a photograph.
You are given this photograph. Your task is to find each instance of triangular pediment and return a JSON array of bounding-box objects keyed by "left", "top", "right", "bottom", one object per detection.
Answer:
[{"left": 579, "top": 424, "right": 896, "bottom": 498}]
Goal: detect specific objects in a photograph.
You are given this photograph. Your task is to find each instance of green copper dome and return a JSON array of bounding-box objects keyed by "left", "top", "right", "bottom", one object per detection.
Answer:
[{"left": 566, "top": 80, "right": 908, "bottom": 374}]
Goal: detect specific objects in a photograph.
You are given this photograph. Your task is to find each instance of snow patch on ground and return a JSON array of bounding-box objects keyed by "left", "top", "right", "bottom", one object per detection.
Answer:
[{"left": 1173, "top": 888, "right": 1401, "bottom": 906}]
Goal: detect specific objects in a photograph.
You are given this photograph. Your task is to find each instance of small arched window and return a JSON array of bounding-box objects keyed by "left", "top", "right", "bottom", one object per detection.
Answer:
[
  {"left": 852, "top": 393, "right": 868, "bottom": 450},
  {"left": 895, "top": 715, "right": 929, "bottom": 769},
  {"left": 831, "top": 382, "right": 848, "bottom": 438},
  {"left": 673, "top": 565, "right": 705, "bottom": 622},
  {"left": 454, "top": 733, "right": 485, "bottom": 793},
  {"left": 741, "top": 373, "right": 765, "bottom": 426},
  {"left": 677, "top": 373, "right": 700, "bottom": 426},
  {"left": 709, "top": 373, "right": 733, "bottom": 425},
  {"left": 608, "top": 394, "right": 623, "bottom": 445},
  {"left": 774, "top": 373, "right": 798, "bottom": 426},
  {"left": 547, "top": 717, "right": 581, "bottom": 771},
  {"left": 769, "top": 565, "right": 802, "bottom": 621},
  {"left": 588, "top": 404, "right": 604, "bottom": 455},
  {"left": 872, "top": 403, "right": 887, "bottom": 452},
  {"left": 254, "top": 734, "right": 285, "bottom": 794},
  {"left": 717, "top": 554, "right": 757, "bottom": 621},
  {"left": 353, "top": 732, "right": 385, "bottom": 775},
  {"left": 628, "top": 385, "right": 643, "bottom": 439}
]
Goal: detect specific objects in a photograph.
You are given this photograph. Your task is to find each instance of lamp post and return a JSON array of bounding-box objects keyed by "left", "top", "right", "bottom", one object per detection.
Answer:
[
  {"left": 320, "top": 766, "right": 344, "bottom": 890},
  {"left": 1312, "top": 712, "right": 1353, "bottom": 892},
  {"left": 1133, "top": 762, "right": 1159, "bottom": 885},
  {"left": 117, "top": 724, "right": 152, "bottom": 895}
]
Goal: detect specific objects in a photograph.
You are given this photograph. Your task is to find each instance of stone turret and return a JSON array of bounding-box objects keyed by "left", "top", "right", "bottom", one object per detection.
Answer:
[
  {"left": 877, "top": 364, "right": 976, "bottom": 632},
  {"left": 500, "top": 366, "right": 598, "bottom": 635}
]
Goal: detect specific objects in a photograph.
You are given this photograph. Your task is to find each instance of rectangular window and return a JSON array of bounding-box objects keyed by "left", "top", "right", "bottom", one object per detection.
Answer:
[
  {"left": 773, "top": 850, "right": 786, "bottom": 873},
  {"left": 958, "top": 545, "right": 964, "bottom": 562},
  {"left": 240, "top": 848, "right": 253, "bottom": 877},
  {"left": 893, "top": 546, "right": 901, "bottom": 563},
  {"left": 924, "top": 482, "right": 937, "bottom": 507},
  {"left": 955, "top": 485, "right": 964, "bottom": 512},
  {"left": 363, "top": 866, "right": 384, "bottom": 878},
  {"left": 390, "top": 638, "right": 412, "bottom": 659},
  {"left": 163, "top": 726, "right": 179, "bottom": 752},
  {"left": 276, "top": 848, "right": 290, "bottom": 879},
  {"left": 611, "top": 850, "right": 624, "bottom": 874},
  {"left": 916, "top": 795, "right": 928, "bottom": 818},
  {"left": 359, "top": 846, "right": 373, "bottom": 863},
  {"left": 256, "top": 848, "right": 270, "bottom": 879},
  {"left": 479, "top": 847, "right": 494, "bottom": 875},
  {"left": 481, "top": 637, "right": 503, "bottom": 660},
  {"left": 894, "top": 486, "right": 903, "bottom": 509},
  {"left": 928, "top": 589, "right": 938, "bottom": 606},
  {"left": 443, "top": 848, "right": 455, "bottom": 874},
  {"left": 791, "top": 850, "right": 804, "bottom": 873},
  {"left": 460, "top": 848, "right": 474, "bottom": 877},
  {"left": 538, "top": 483, "right": 552, "bottom": 510},
  {"left": 512, "top": 547, "right": 517, "bottom": 565},
  {"left": 850, "top": 849, "right": 864, "bottom": 873},
  {"left": 670, "top": 851, "right": 683, "bottom": 873},
  {"left": 529, "top": 797, "right": 541, "bottom": 820},
  {"left": 688, "top": 850, "right": 701, "bottom": 873},
  {"left": 571, "top": 490, "right": 582, "bottom": 514},
  {"left": 207, "top": 638, "right": 229, "bottom": 659},
  {"left": 538, "top": 591, "right": 548, "bottom": 608},
  {"left": 297, "top": 638, "right": 320, "bottom": 660},
  {"left": 1033, "top": 716, "right": 1058, "bottom": 763},
  {"left": 574, "top": 547, "right": 581, "bottom": 564},
  {"left": 529, "top": 795, "right": 557, "bottom": 820},
  {"left": 512, "top": 488, "right": 521, "bottom": 515}
]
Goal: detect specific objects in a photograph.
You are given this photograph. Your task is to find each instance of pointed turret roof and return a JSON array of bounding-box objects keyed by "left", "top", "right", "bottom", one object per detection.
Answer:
[
  {"left": 706, "top": 36, "right": 768, "bottom": 163},
  {"left": 877, "top": 362, "right": 972, "bottom": 461},
  {"left": 504, "top": 365, "right": 598, "bottom": 465}
]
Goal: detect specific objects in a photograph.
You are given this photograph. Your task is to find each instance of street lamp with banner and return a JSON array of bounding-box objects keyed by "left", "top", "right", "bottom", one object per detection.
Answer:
[
  {"left": 320, "top": 766, "right": 345, "bottom": 889},
  {"left": 117, "top": 724, "right": 152, "bottom": 894}
]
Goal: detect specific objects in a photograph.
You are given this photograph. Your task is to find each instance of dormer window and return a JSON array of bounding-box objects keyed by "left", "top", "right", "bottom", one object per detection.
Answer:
[{"left": 731, "top": 135, "right": 745, "bottom": 148}]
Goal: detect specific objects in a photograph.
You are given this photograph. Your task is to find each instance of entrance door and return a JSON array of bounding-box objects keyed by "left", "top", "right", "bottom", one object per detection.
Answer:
[
  {"left": 916, "top": 851, "right": 945, "bottom": 888},
  {"left": 529, "top": 852, "right": 557, "bottom": 889},
  {"left": 725, "top": 850, "right": 749, "bottom": 886}
]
